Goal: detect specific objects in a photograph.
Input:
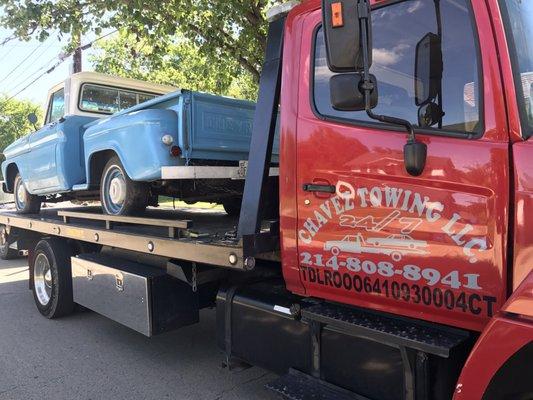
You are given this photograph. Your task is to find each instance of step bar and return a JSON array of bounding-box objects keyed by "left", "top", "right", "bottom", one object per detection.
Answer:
[
  {"left": 267, "top": 369, "right": 370, "bottom": 400},
  {"left": 302, "top": 303, "right": 469, "bottom": 358}
]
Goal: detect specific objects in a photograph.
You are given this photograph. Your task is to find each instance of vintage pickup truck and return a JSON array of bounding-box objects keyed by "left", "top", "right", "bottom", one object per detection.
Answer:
[{"left": 1, "top": 72, "right": 279, "bottom": 216}]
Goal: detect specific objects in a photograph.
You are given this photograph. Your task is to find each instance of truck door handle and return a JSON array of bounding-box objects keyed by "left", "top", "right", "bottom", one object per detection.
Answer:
[{"left": 303, "top": 184, "right": 336, "bottom": 194}]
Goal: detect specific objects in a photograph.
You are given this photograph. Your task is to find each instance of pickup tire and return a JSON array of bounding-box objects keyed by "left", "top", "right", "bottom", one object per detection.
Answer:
[
  {"left": 30, "top": 238, "right": 74, "bottom": 319},
  {"left": 223, "top": 196, "right": 279, "bottom": 219},
  {"left": 13, "top": 173, "right": 42, "bottom": 214},
  {"left": 100, "top": 156, "right": 148, "bottom": 216},
  {"left": 223, "top": 199, "right": 242, "bottom": 217}
]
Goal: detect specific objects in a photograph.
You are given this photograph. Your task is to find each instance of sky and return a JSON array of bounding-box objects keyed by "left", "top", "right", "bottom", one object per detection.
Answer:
[{"left": 0, "top": 17, "right": 99, "bottom": 108}]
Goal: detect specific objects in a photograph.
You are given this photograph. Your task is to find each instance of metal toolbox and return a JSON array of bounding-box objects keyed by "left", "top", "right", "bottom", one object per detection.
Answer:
[{"left": 71, "top": 253, "right": 199, "bottom": 336}]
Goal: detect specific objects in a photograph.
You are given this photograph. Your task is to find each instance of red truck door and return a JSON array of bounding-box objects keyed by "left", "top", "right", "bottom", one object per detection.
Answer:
[{"left": 293, "top": 0, "right": 509, "bottom": 331}]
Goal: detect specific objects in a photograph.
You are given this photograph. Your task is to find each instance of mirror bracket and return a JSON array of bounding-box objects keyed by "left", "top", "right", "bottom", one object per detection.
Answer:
[{"left": 356, "top": 0, "right": 427, "bottom": 177}]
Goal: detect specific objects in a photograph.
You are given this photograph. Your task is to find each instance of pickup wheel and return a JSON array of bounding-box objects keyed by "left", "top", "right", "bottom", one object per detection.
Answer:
[
  {"left": 13, "top": 173, "right": 41, "bottom": 214},
  {"left": 222, "top": 199, "right": 242, "bottom": 217},
  {"left": 30, "top": 238, "right": 74, "bottom": 319},
  {"left": 100, "top": 156, "right": 148, "bottom": 216}
]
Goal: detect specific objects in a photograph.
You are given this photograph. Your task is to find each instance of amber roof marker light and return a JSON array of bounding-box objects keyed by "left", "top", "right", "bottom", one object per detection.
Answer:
[{"left": 331, "top": 2, "right": 344, "bottom": 27}]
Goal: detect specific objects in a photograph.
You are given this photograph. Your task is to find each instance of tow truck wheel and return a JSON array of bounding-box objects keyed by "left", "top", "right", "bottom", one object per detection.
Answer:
[
  {"left": 13, "top": 173, "right": 41, "bottom": 214},
  {"left": 0, "top": 225, "right": 18, "bottom": 260},
  {"left": 30, "top": 238, "right": 74, "bottom": 319},
  {"left": 331, "top": 246, "right": 340, "bottom": 256},
  {"left": 100, "top": 156, "right": 148, "bottom": 216}
]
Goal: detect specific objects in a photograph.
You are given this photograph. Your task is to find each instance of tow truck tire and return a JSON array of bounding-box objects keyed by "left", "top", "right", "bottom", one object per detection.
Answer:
[
  {"left": 30, "top": 238, "right": 74, "bottom": 319},
  {"left": 0, "top": 225, "right": 17, "bottom": 260},
  {"left": 100, "top": 156, "right": 148, "bottom": 216},
  {"left": 13, "top": 173, "right": 42, "bottom": 214}
]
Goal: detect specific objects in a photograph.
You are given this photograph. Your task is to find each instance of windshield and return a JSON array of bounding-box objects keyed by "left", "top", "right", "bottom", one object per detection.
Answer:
[{"left": 501, "top": 0, "right": 533, "bottom": 135}]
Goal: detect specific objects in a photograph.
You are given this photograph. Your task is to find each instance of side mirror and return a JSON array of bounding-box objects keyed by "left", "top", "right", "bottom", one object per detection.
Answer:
[
  {"left": 418, "top": 102, "right": 445, "bottom": 128},
  {"left": 414, "top": 32, "right": 443, "bottom": 106},
  {"left": 404, "top": 140, "right": 427, "bottom": 177},
  {"left": 322, "top": 0, "right": 372, "bottom": 72},
  {"left": 330, "top": 73, "right": 378, "bottom": 111},
  {"left": 27, "top": 113, "right": 39, "bottom": 130},
  {"left": 27, "top": 113, "right": 38, "bottom": 125}
]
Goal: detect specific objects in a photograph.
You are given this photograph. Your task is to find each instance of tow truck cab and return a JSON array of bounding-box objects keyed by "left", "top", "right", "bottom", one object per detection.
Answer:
[{"left": 275, "top": 0, "right": 532, "bottom": 398}]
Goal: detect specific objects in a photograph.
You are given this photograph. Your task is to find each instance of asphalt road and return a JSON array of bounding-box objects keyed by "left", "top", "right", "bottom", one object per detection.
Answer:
[{"left": 0, "top": 257, "right": 277, "bottom": 400}]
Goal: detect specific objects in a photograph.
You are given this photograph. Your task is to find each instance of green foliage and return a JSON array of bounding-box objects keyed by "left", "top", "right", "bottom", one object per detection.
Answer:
[
  {"left": 90, "top": 32, "right": 258, "bottom": 100},
  {"left": 0, "top": 96, "right": 41, "bottom": 153},
  {"left": 0, "top": 0, "right": 283, "bottom": 85}
]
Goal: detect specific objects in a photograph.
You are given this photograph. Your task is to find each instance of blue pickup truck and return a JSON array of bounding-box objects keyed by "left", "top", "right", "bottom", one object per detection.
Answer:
[{"left": 2, "top": 72, "right": 279, "bottom": 216}]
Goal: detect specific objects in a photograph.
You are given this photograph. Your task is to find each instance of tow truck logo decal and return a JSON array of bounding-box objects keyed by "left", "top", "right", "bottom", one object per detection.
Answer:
[
  {"left": 298, "top": 181, "right": 497, "bottom": 318},
  {"left": 298, "top": 181, "right": 487, "bottom": 264}
]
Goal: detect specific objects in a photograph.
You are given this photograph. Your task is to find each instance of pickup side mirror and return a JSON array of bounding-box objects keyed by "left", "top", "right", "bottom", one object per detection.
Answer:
[
  {"left": 330, "top": 73, "right": 378, "bottom": 111},
  {"left": 27, "top": 113, "right": 39, "bottom": 130},
  {"left": 322, "top": 0, "right": 371, "bottom": 72},
  {"left": 27, "top": 113, "right": 38, "bottom": 125},
  {"left": 414, "top": 32, "right": 443, "bottom": 106}
]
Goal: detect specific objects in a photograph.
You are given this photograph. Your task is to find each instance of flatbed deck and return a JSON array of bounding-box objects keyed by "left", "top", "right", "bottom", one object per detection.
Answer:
[{"left": 0, "top": 205, "right": 279, "bottom": 270}]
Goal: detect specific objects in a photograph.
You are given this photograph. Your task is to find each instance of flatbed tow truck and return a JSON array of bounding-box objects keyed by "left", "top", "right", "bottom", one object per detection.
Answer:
[{"left": 1, "top": 1, "right": 532, "bottom": 399}]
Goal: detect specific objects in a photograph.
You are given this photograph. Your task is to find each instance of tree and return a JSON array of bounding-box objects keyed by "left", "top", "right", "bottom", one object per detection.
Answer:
[
  {"left": 0, "top": 96, "right": 41, "bottom": 153},
  {"left": 90, "top": 31, "right": 258, "bottom": 100},
  {"left": 0, "top": 0, "right": 282, "bottom": 83}
]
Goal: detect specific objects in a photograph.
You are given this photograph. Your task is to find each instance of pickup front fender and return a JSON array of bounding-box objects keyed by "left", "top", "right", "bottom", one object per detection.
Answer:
[{"left": 84, "top": 109, "right": 180, "bottom": 184}]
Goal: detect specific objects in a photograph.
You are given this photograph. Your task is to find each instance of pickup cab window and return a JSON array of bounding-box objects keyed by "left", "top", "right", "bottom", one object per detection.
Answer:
[
  {"left": 500, "top": 0, "right": 533, "bottom": 137},
  {"left": 313, "top": 0, "right": 481, "bottom": 135},
  {"left": 47, "top": 88, "right": 65, "bottom": 124},
  {"left": 79, "top": 84, "right": 158, "bottom": 114}
]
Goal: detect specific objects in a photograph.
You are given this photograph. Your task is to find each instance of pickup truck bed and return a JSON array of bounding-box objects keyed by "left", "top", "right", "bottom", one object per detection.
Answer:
[{"left": 87, "top": 90, "right": 280, "bottom": 163}]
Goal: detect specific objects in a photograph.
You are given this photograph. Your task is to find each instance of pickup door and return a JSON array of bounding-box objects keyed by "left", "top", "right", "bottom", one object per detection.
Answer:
[
  {"left": 27, "top": 122, "right": 63, "bottom": 193},
  {"left": 293, "top": 0, "right": 509, "bottom": 332},
  {"left": 26, "top": 88, "right": 66, "bottom": 193}
]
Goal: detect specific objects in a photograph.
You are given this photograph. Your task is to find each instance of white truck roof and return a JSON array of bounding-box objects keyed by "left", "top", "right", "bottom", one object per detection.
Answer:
[{"left": 46, "top": 71, "right": 177, "bottom": 119}]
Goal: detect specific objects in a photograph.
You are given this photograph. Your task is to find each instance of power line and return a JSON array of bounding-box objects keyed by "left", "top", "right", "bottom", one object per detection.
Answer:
[
  {"left": 4, "top": 58, "right": 66, "bottom": 102},
  {"left": 5, "top": 34, "right": 59, "bottom": 93},
  {"left": 5, "top": 30, "right": 118, "bottom": 102},
  {"left": 0, "top": 41, "right": 47, "bottom": 84},
  {"left": 0, "top": 43, "right": 17, "bottom": 60},
  {"left": 5, "top": 55, "right": 57, "bottom": 95}
]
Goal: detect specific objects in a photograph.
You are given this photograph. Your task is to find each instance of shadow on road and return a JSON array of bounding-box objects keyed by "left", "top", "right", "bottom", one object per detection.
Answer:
[{"left": 0, "top": 258, "right": 275, "bottom": 400}]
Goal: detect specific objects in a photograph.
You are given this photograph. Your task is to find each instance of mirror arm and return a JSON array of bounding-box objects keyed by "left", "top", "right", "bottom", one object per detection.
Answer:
[{"left": 357, "top": 0, "right": 416, "bottom": 143}]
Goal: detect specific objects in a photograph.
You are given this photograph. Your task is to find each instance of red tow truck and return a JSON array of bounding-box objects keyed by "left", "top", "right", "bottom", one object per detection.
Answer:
[{"left": 0, "top": 0, "right": 531, "bottom": 399}]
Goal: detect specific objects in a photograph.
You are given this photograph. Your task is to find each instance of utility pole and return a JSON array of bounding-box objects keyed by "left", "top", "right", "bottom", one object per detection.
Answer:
[{"left": 71, "top": 31, "right": 82, "bottom": 73}]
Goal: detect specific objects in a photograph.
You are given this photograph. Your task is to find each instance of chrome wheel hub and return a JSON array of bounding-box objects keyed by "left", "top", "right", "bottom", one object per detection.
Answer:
[
  {"left": 109, "top": 176, "right": 126, "bottom": 205},
  {"left": 15, "top": 180, "right": 27, "bottom": 207},
  {"left": 34, "top": 253, "right": 52, "bottom": 306}
]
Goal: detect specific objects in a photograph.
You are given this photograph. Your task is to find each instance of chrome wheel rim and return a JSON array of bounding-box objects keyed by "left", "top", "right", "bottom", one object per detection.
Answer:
[
  {"left": 103, "top": 166, "right": 126, "bottom": 215},
  {"left": 14, "top": 178, "right": 27, "bottom": 210},
  {"left": 34, "top": 253, "right": 53, "bottom": 306}
]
